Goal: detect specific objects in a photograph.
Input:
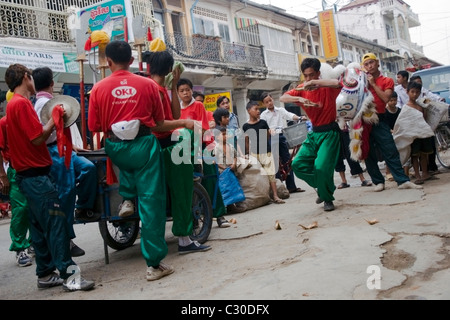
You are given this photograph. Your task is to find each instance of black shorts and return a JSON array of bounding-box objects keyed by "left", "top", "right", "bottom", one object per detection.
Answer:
[{"left": 411, "top": 137, "right": 434, "bottom": 156}]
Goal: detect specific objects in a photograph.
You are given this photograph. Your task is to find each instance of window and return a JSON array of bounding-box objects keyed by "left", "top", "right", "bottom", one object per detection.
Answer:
[
  {"left": 194, "top": 17, "right": 214, "bottom": 36},
  {"left": 218, "top": 23, "right": 230, "bottom": 42},
  {"left": 385, "top": 24, "right": 394, "bottom": 40}
]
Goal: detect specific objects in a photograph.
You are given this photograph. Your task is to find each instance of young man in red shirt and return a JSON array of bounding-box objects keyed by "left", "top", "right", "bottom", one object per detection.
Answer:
[
  {"left": 280, "top": 58, "right": 342, "bottom": 211},
  {"left": 89, "top": 40, "right": 173, "bottom": 281},
  {"left": 361, "top": 53, "right": 422, "bottom": 191},
  {"left": 177, "top": 78, "right": 230, "bottom": 227},
  {"left": 143, "top": 48, "right": 210, "bottom": 254},
  {"left": 5, "top": 63, "right": 94, "bottom": 291}
]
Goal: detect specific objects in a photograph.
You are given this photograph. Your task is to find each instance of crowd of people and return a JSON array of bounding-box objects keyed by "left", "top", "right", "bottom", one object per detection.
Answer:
[{"left": 1, "top": 41, "right": 446, "bottom": 292}]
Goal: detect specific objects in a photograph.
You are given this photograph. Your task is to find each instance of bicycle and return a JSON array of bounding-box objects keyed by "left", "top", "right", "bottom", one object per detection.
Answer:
[
  {"left": 434, "top": 120, "right": 450, "bottom": 169},
  {"left": 77, "top": 149, "right": 213, "bottom": 264}
]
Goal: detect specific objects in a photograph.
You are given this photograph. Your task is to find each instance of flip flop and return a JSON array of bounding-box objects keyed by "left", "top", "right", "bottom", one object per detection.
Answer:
[
  {"left": 414, "top": 179, "right": 424, "bottom": 185},
  {"left": 273, "top": 199, "right": 285, "bottom": 204},
  {"left": 424, "top": 175, "right": 439, "bottom": 181},
  {"left": 289, "top": 188, "right": 306, "bottom": 193},
  {"left": 338, "top": 183, "right": 350, "bottom": 189},
  {"left": 361, "top": 180, "right": 372, "bottom": 187}
]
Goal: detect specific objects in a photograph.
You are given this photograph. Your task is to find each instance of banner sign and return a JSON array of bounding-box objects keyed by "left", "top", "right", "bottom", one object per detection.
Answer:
[
  {"left": 204, "top": 92, "right": 232, "bottom": 112},
  {"left": 318, "top": 10, "right": 340, "bottom": 60},
  {"left": 77, "top": 0, "right": 134, "bottom": 42},
  {"left": 0, "top": 46, "right": 79, "bottom": 74}
]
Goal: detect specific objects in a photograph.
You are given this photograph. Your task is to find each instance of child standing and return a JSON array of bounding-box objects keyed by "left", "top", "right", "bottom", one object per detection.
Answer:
[
  {"left": 243, "top": 101, "right": 285, "bottom": 204},
  {"left": 384, "top": 91, "right": 401, "bottom": 180},
  {"left": 405, "top": 81, "right": 434, "bottom": 184}
]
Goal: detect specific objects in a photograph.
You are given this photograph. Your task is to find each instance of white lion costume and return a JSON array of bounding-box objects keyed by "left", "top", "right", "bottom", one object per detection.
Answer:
[{"left": 334, "top": 62, "right": 378, "bottom": 160}]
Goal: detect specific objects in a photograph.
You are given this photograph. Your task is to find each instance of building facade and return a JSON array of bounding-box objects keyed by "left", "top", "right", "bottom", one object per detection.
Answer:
[{"left": 0, "top": 0, "right": 439, "bottom": 127}]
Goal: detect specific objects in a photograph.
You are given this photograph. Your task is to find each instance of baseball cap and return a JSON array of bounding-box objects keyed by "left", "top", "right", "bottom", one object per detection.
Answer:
[{"left": 362, "top": 53, "right": 378, "bottom": 64}]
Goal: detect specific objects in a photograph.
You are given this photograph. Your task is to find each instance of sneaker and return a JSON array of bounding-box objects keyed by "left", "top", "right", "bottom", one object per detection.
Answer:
[
  {"left": 178, "top": 241, "right": 211, "bottom": 255},
  {"left": 63, "top": 277, "right": 95, "bottom": 292},
  {"left": 316, "top": 197, "right": 324, "bottom": 204},
  {"left": 146, "top": 262, "right": 174, "bottom": 281},
  {"left": 75, "top": 208, "right": 101, "bottom": 222},
  {"left": 217, "top": 216, "right": 230, "bottom": 228},
  {"left": 374, "top": 183, "right": 385, "bottom": 192},
  {"left": 323, "top": 201, "right": 335, "bottom": 211},
  {"left": 398, "top": 181, "right": 423, "bottom": 190},
  {"left": 16, "top": 250, "right": 32, "bottom": 267},
  {"left": 118, "top": 200, "right": 134, "bottom": 217},
  {"left": 37, "top": 272, "right": 64, "bottom": 289},
  {"left": 70, "top": 240, "right": 85, "bottom": 257},
  {"left": 26, "top": 245, "right": 35, "bottom": 258}
]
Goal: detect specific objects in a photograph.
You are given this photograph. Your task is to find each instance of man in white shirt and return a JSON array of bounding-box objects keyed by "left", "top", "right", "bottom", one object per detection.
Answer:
[
  {"left": 394, "top": 70, "right": 409, "bottom": 109},
  {"left": 260, "top": 92, "right": 305, "bottom": 194}
]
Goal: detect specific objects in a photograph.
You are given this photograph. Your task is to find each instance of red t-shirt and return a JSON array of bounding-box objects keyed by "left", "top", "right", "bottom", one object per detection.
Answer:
[
  {"left": 180, "top": 100, "right": 211, "bottom": 146},
  {"left": 180, "top": 100, "right": 210, "bottom": 131},
  {"left": 0, "top": 117, "right": 10, "bottom": 162},
  {"left": 6, "top": 94, "right": 52, "bottom": 172},
  {"left": 285, "top": 85, "right": 341, "bottom": 127},
  {"left": 150, "top": 79, "right": 175, "bottom": 140},
  {"left": 368, "top": 75, "right": 394, "bottom": 114},
  {"left": 88, "top": 70, "right": 165, "bottom": 133}
]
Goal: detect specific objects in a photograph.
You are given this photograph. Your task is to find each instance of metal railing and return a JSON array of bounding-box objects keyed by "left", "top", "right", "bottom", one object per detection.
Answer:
[{"left": 164, "top": 33, "right": 266, "bottom": 70}]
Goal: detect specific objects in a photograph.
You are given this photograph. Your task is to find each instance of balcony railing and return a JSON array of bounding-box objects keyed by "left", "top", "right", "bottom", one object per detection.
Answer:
[
  {"left": 164, "top": 33, "right": 266, "bottom": 71},
  {"left": 0, "top": 1, "right": 71, "bottom": 42}
]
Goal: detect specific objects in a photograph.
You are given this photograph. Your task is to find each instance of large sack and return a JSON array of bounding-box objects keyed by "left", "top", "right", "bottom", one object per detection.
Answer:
[
  {"left": 417, "top": 97, "right": 449, "bottom": 131},
  {"left": 393, "top": 105, "right": 434, "bottom": 165},
  {"left": 269, "top": 179, "right": 290, "bottom": 200},
  {"left": 235, "top": 155, "right": 271, "bottom": 210}
]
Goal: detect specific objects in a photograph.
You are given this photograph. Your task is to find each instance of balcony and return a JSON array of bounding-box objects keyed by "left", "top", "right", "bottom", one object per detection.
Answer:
[
  {"left": 380, "top": 0, "right": 420, "bottom": 28},
  {"left": 164, "top": 33, "right": 267, "bottom": 78}
]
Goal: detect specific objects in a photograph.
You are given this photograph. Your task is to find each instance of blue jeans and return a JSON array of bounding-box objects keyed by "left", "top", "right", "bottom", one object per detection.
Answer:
[
  {"left": 17, "top": 174, "right": 75, "bottom": 279},
  {"left": 365, "top": 121, "right": 410, "bottom": 185},
  {"left": 48, "top": 145, "right": 97, "bottom": 239}
]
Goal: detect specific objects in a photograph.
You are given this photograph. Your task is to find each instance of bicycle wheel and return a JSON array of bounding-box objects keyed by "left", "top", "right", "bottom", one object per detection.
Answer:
[
  {"left": 98, "top": 218, "right": 140, "bottom": 251},
  {"left": 435, "top": 125, "right": 450, "bottom": 169},
  {"left": 190, "top": 182, "right": 213, "bottom": 244}
]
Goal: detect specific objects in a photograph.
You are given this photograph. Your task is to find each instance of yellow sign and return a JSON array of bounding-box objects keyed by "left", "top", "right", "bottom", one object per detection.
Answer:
[
  {"left": 318, "top": 10, "right": 340, "bottom": 60},
  {"left": 203, "top": 92, "right": 232, "bottom": 112}
]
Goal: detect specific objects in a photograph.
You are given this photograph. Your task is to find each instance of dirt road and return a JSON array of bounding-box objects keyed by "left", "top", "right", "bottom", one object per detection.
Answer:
[{"left": 1, "top": 166, "right": 450, "bottom": 303}]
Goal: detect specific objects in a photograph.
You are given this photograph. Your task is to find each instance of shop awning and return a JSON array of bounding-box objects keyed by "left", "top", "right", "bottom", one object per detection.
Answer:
[
  {"left": 235, "top": 17, "right": 291, "bottom": 33},
  {"left": 380, "top": 51, "right": 404, "bottom": 59}
]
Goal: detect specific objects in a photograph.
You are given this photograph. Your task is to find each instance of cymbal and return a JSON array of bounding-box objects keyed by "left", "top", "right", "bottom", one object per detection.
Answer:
[{"left": 40, "top": 95, "right": 80, "bottom": 128}]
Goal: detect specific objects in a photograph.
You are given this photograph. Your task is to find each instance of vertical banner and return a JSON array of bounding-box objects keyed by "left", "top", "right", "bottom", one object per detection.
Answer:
[{"left": 318, "top": 9, "right": 340, "bottom": 60}]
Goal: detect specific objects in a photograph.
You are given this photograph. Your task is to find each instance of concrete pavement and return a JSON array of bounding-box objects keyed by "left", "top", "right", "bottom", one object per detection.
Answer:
[{"left": 1, "top": 165, "right": 450, "bottom": 301}]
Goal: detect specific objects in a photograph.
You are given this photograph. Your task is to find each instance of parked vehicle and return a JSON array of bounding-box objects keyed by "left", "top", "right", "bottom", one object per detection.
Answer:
[{"left": 412, "top": 65, "right": 450, "bottom": 104}]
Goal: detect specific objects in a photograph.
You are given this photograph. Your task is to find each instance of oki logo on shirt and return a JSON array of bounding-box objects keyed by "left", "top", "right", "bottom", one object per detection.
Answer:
[{"left": 112, "top": 86, "right": 137, "bottom": 99}]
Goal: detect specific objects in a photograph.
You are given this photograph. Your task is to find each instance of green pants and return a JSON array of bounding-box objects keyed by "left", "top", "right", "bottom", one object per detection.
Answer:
[
  {"left": 163, "top": 140, "right": 193, "bottom": 237},
  {"left": 105, "top": 135, "right": 167, "bottom": 267},
  {"left": 7, "top": 167, "right": 31, "bottom": 252},
  {"left": 202, "top": 161, "right": 226, "bottom": 218},
  {"left": 292, "top": 130, "right": 340, "bottom": 202}
]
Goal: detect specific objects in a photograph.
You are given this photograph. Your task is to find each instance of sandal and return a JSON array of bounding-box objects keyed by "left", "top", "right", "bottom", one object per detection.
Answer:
[
  {"left": 272, "top": 199, "right": 285, "bottom": 204},
  {"left": 361, "top": 180, "right": 372, "bottom": 187},
  {"left": 289, "top": 188, "right": 306, "bottom": 193},
  {"left": 338, "top": 183, "right": 350, "bottom": 189},
  {"left": 414, "top": 179, "right": 424, "bottom": 185}
]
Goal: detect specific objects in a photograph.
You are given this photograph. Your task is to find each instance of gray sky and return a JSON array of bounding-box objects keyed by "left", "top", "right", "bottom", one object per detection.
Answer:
[{"left": 252, "top": 0, "right": 450, "bottom": 65}]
